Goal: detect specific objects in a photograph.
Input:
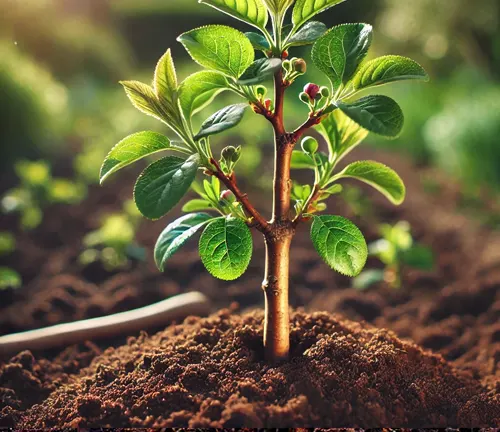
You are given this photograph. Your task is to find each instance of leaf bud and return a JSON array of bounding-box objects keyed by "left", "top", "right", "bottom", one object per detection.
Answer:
[
  {"left": 301, "top": 136, "right": 319, "bottom": 155},
  {"left": 299, "top": 92, "right": 310, "bottom": 104},
  {"left": 282, "top": 60, "right": 292, "bottom": 72},
  {"left": 320, "top": 86, "right": 330, "bottom": 98},
  {"left": 293, "top": 58, "right": 307, "bottom": 74},
  {"left": 256, "top": 85, "right": 267, "bottom": 98},
  {"left": 221, "top": 146, "right": 241, "bottom": 164}
]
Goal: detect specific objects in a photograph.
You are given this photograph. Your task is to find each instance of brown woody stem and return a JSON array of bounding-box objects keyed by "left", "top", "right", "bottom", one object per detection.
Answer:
[{"left": 219, "top": 67, "right": 325, "bottom": 363}]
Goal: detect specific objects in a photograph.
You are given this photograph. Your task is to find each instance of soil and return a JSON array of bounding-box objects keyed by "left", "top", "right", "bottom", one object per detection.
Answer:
[
  {"left": 1, "top": 310, "right": 497, "bottom": 427},
  {"left": 1, "top": 148, "right": 499, "bottom": 426}
]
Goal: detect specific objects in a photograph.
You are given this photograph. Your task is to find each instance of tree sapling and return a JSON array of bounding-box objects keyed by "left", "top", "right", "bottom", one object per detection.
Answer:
[{"left": 100, "top": 0, "right": 428, "bottom": 362}]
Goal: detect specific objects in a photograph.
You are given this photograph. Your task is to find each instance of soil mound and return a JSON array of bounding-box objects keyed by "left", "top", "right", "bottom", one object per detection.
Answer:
[{"left": 8, "top": 310, "right": 498, "bottom": 428}]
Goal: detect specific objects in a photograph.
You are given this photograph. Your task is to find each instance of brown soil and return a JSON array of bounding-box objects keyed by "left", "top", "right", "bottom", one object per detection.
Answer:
[{"left": 2, "top": 310, "right": 497, "bottom": 427}]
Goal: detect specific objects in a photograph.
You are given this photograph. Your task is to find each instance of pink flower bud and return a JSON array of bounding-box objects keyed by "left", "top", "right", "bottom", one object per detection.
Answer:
[
  {"left": 220, "top": 190, "right": 234, "bottom": 201},
  {"left": 303, "top": 83, "right": 320, "bottom": 100}
]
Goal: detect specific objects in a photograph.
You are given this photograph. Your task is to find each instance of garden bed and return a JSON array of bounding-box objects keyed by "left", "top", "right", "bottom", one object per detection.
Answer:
[
  {"left": 4, "top": 310, "right": 500, "bottom": 427},
  {"left": 1, "top": 149, "right": 499, "bottom": 426}
]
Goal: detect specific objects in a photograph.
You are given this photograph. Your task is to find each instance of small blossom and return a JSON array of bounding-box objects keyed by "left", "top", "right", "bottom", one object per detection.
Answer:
[
  {"left": 220, "top": 190, "right": 234, "bottom": 201},
  {"left": 303, "top": 83, "right": 320, "bottom": 100}
]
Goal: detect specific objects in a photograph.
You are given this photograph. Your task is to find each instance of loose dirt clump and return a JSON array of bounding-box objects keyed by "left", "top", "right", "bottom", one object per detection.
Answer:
[{"left": 10, "top": 310, "right": 499, "bottom": 428}]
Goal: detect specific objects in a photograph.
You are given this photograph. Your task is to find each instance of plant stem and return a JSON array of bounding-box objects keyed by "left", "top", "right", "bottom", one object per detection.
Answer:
[
  {"left": 224, "top": 67, "right": 327, "bottom": 362},
  {"left": 262, "top": 234, "right": 292, "bottom": 361},
  {"left": 260, "top": 68, "right": 296, "bottom": 362}
]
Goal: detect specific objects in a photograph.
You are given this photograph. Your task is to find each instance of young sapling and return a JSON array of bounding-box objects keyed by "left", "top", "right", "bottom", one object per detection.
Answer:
[
  {"left": 354, "top": 221, "right": 435, "bottom": 290},
  {"left": 100, "top": 0, "right": 428, "bottom": 362}
]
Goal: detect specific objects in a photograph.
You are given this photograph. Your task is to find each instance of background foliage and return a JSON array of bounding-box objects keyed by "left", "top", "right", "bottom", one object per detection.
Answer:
[{"left": 1, "top": 0, "right": 499, "bottom": 211}]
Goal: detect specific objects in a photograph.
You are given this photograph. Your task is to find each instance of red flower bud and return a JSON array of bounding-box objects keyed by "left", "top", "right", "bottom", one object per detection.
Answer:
[
  {"left": 303, "top": 83, "right": 320, "bottom": 100},
  {"left": 220, "top": 190, "right": 234, "bottom": 201},
  {"left": 264, "top": 99, "right": 272, "bottom": 110}
]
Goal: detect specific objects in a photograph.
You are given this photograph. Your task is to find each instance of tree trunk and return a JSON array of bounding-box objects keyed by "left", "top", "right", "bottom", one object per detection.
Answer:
[{"left": 262, "top": 234, "right": 292, "bottom": 362}]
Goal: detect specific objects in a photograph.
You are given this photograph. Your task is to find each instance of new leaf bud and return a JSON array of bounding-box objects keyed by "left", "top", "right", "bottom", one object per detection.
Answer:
[
  {"left": 282, "top": 60, "right": 292, "bottom": 72},
  {"left": 320, "top": 86, "right": 330, "bottom": 98},
  {"left": 256, "top": 85, "right": 267, "bottom": 98},
  {"left": 299, "top": 92, "right": 310, "bottom": 104},
  {"left": 221, "top": 146, "right": 241, "bottom": 164},
  {"left": 293, "top": 58, "right": 307, "bottom": 74},
  {"left": 301, "top": 136, "right": 319, "bottom": 155}
]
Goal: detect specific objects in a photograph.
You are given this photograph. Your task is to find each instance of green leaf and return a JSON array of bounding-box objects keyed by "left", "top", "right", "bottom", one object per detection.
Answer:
[
  {"left": 317, "top": 110, "right": 368, "bottom": 160},
  {"left": 312, "top": 23, "right": 372, "bottom": 90},
  {"left": 153, "top": 49, "right": 178, "bottom": 109},
  {"left": 155, "top": 213, "right": 214, "bottom": 271},
  {"left": 335, "top": 160, "right": 406, "bottom": 205},
  {"left": 179, "top": 71, "right": 229, "bottom": 119},
  {"left": 401, "top": 245, "right": 434, "bottom": 270},
  {"left": 262, "top": 0, "right": 295, "bottom": 15},
  {"left": 287, "top": 21, "right": 327, "bottom": 46},
  {"left": 237, "top": 58, "right": 282, "bottom": 85},
  {"left": 245, "top": 32, "right": 271, "bottom": 51},
  {"left": 100, "top": 131, "right": 171, "bottom": 184},
  {"left": 196, "top": 104, "right": 248, "bottom": 139},
  {"left": 120, "top": 81, "right": 166, "bottom": 122},
  {"left": 291, "top": 150, "right": 315, "bottom": 169},
  {"left": 134, "top": 154, "right": 199, "bottom": 220},
  {"left": 292, "top": 0, "right": 346, "bottom": 30},
  {"left": 336, "top": 95, "right": 404, "bottom": 138},
  {"left": 0, "top": 267, "right": 21, "bottom": 290},
  {"left": 178, "top": 25, "right": 254, "bottom": 78},
  {"left": 199, "top": 0, "right": 268, "bottom": 30},
  {"left": 182, "top": 199, "right": 214, "bottom": 212},
  {"left": 199, "top": 217, "right": 253, "bottom": 281},
  {"left": 351, "top": 55, "right": 429, "bottom": 92},
  {"left": 353, "top": 269, "right": 385, "bottom": 290},
  {"left": 311, "top": 215, "right": 367, "bottom": 277}
]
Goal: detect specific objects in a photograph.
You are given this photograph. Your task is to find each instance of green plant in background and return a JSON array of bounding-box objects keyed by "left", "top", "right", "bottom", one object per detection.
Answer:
[
  {"left": 100, "top": 0, "right": 427, "bottom": 362},
  {"left": 354, "top": 221, "right": 434, "bottom": 290},
  {"left": 79, "top": 200, "right": 146, "bottom": 271},
  {"left": 1, "top": 160, "right": 86, "bottom": 230},
  {"left": 0, "top": 232, "right": 21, "bottom": 291}
]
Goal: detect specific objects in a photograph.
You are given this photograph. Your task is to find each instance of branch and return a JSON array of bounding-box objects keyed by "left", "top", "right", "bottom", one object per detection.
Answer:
[
  {"left": 293, "top": 112, "right": 323, "bottom": 140},
  {"left": 210, "top": 158, "right": 270, "bottom": 234}
]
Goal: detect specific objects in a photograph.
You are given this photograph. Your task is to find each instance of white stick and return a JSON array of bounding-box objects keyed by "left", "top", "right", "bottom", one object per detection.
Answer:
[{"left": 0, "top": 291, "right": 210, "bottom": 356}]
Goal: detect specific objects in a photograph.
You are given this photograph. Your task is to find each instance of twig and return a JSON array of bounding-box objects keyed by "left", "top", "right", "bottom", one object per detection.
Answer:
[
  {"left": 0, "top": 292, "right": 210, "bottom": 356},
  {"left": 210, "top": 158, "right": 270, "bottom": 234}
]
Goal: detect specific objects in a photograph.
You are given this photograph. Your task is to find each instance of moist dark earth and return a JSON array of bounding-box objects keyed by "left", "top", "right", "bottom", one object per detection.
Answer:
[{"left": 0, "top": 149, "right": 499, "bottom": 426}]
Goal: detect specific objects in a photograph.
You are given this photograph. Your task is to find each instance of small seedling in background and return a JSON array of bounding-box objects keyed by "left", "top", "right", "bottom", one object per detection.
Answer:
[
  {"left": 1, "top": 160, "right": 86, "bottom": 230},
  {"left": 0, "top": 232, "right": 21, "bottom": 290},
  {"left": 100, "top": 0, "right": 428, "bottom": 362},
  {"left": 354, "top": 221, "right": 435, "bottom": 290},
  {"left": 79, "top": 200, "right": 146, "bottom": 271}
]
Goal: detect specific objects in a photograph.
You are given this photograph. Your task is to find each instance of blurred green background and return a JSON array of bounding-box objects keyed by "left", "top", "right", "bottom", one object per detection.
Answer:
[{"left": 1, "top": 0, "right": 499, "bottom": 200}]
